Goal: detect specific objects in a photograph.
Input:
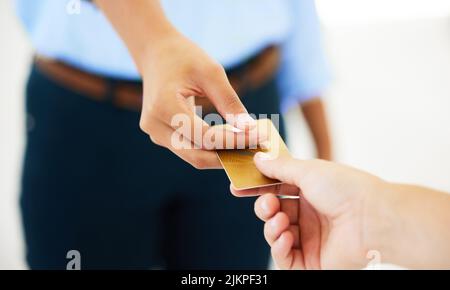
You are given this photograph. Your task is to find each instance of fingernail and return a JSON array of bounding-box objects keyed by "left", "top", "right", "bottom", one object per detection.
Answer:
[
  {"left": 225, "top": 125, "right": 243, "bottom": 134},
  {"left": 261, "top": 199, "right": 270, "bottom": 214},
  {"left": 236, "top": 114, "right": 257, "bottom": 130},
  {"left": 255, "top": 152, "right": 272, "bottom": 161}
]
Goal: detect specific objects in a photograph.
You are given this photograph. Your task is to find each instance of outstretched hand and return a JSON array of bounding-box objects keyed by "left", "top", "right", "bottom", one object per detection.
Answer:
[{"left": 231, "top": 154, "right": 384, "bottom": 269}]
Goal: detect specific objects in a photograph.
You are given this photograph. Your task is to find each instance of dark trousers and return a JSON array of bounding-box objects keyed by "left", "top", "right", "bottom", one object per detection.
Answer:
[{"left": 20, "top": 65, "right": 285, "bottom": 270}]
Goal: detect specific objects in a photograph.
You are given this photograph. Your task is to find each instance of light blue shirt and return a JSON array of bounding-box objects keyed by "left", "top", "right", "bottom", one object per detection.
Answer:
[{"left": 16, "top": 0, "right": 331, "bottom": 112}]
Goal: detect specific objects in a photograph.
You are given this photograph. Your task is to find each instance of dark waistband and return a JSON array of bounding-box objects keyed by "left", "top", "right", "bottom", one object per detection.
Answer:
[{"left": 33, "top": 46, "right": 280, "bottom": 112}]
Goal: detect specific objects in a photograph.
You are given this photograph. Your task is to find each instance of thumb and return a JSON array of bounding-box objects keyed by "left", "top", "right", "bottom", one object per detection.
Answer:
[
  {"left": 201, "top": 66, "right": 256, "bottom": 130},
  {"left": 254, "top": 153, "right": 308, "bottom": 187},
  {"left": 255, "top": 153, "right": 353, "bottom": 216}
]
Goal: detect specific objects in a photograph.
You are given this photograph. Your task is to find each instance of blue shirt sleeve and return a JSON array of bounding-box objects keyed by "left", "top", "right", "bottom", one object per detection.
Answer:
[{"left": 277, "top": 0, "right": 332, "bottom": 113}]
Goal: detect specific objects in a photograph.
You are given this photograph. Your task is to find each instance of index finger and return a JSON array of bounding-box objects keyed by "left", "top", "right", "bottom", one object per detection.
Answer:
[
  {"left": 161, "top": 95, "right": 266, "bottom": 150},
  {"left": 230, "top": 183, "right": 300, "bottom": 197}
]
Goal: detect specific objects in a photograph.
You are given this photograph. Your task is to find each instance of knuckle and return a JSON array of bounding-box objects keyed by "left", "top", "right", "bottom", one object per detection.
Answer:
[
  {"left": 148, "top": 101, "right": 163, "bottom": 117},
  {"left": 222, "top": 94, "right": 241, "bottom": 109},
  {"left": 208, "top": 62, "right": 225, "bottom": 76},
  {"left": 139, "top": 115, "right": 160, "bottom": 139},
  {"left": 191, "top": 156, "right": 209, "bottom": 170},
  {"left": 146, "top": 92, "right": 166, "bottom": 113},
  {"left": 154, "top": 100, "right": 173, "bottom": 122},
  {"left": 139, "top": 116, "right": 151, "bottom": 133},
  {"left": 144, "top": 102, "right": 172, "bottom": 124},
  {"left": 145, "top": 106, "right": 157, "bottom": 118},
  {"left": 192, "top": 161, "right": 205, "bottom": 170},
  {"left": 149, "top": 134, "right": 162, "bottom": 146}
]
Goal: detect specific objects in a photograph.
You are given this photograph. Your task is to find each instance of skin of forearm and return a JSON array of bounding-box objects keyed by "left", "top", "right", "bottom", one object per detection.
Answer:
[
  {"left": 300, "top": 97, "right": 332, "bottom": 160},
  {"left": 367, "top": 182, "right": 450, "bottom": 269},
  {"left": 95, "top": 0, "right": 177, "bottom": 73}
]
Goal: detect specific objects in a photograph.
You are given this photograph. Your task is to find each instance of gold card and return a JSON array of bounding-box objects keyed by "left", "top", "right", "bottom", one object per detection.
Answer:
[{"left": 217, "top": 118, "right": 290, "bottom": 190}]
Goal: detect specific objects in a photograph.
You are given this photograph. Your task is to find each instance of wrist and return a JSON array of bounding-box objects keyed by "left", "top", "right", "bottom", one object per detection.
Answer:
[
  {"left": 96, "top": 0, "right": 179, "bottom": 75},
  {"left": 317, "top": 146, "right": 332, "bottom": 160},
  {"left": 134, "top": 24, "right": 179, "bottom": 73}
]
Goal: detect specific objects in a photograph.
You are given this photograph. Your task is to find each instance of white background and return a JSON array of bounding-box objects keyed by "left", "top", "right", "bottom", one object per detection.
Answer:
[{"left": 1, "top": 0, "right": 450, "bottom": 269}]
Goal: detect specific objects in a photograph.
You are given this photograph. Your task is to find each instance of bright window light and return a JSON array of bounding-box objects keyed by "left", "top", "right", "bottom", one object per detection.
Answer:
[{"left": 316, "top": 0, "right": 450, "bottom": 25}]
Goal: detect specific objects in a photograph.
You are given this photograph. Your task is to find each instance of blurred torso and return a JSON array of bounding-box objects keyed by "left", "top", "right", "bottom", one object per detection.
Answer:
[{"left": 15, "top": 0, "right": 292, "bottom": 80}]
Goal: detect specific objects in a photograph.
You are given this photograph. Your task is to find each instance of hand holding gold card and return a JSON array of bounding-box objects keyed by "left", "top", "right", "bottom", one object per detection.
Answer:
[{"left": 217, "top": 118, "right": 290, "bottom": 190}]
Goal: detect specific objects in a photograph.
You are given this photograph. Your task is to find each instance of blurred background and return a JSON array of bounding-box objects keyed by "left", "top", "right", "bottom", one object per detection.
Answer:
[{"left": 1, "top": 0, "right": 450, "bottom": 269}]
